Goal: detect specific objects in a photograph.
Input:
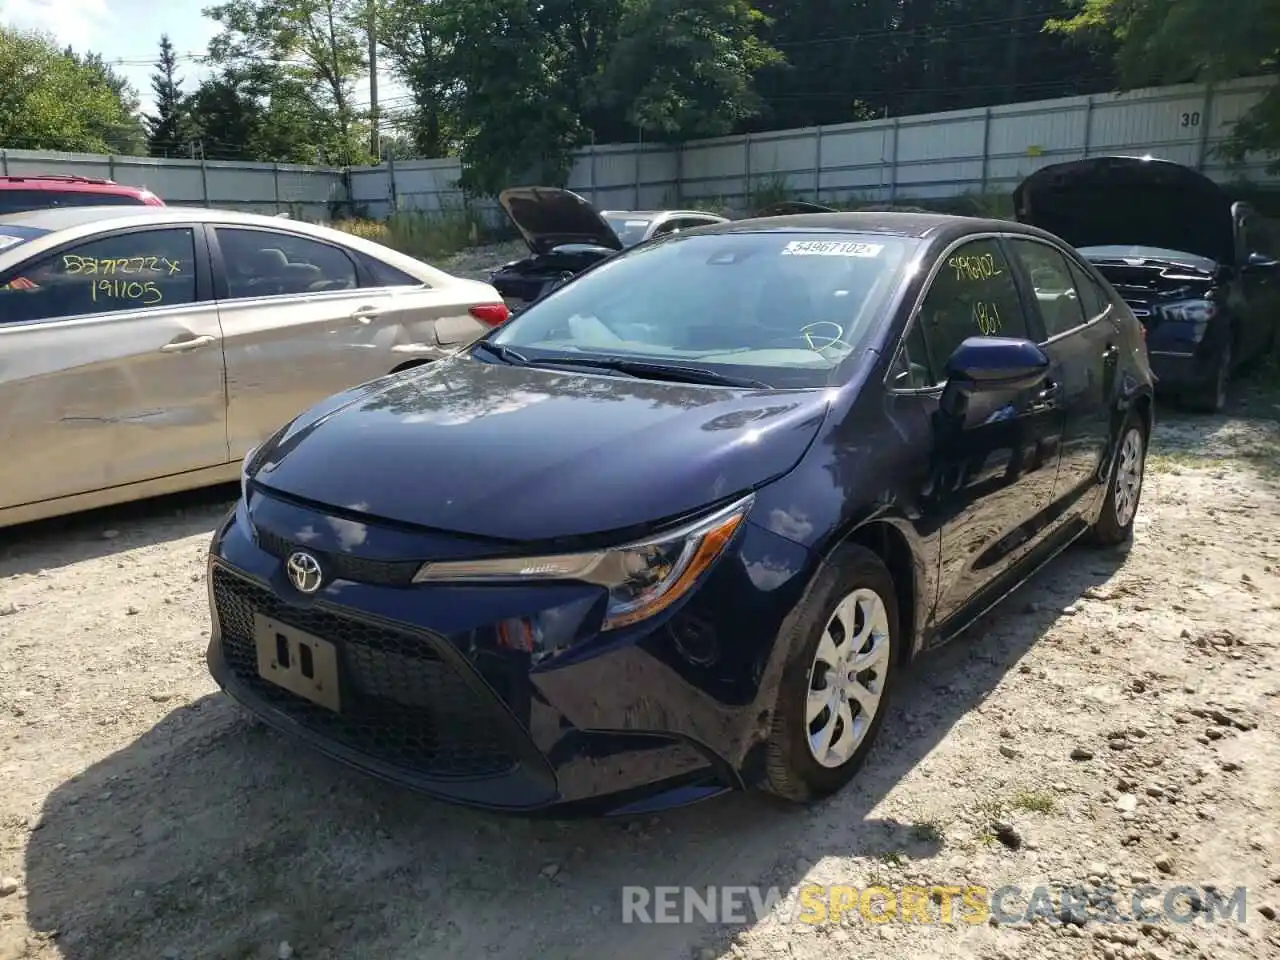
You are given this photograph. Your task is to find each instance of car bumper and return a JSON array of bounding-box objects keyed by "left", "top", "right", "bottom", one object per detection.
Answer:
[
  {"left": 204, "top": 493, "right": 813, "bottom": 816},
  {"left": 1146, "top": 350, "right": 1215, "bottom": 393}
]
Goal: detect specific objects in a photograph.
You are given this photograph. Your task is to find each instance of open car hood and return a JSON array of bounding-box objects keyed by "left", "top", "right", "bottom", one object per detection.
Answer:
[
  {"left": 1013, "top": 157, "right": 1235, "bottom": 265},
  {"left": 498, "top": 186, "right": 624, "bottom": 256},
  {"left": 754, "top": 200, "right": 836, "bottom": 217}
]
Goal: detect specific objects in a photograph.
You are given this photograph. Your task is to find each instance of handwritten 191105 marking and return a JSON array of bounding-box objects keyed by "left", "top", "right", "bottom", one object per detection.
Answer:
[
  {"left": 62, "top": 255, "right": 182, "bottom": 277},
  {"left": 91, "top": 279, "right": 163, "bottom": 305}
]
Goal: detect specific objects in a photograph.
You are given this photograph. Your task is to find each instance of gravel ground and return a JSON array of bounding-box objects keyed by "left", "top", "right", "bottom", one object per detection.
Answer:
[{"left": 2, "top": 329, "right": 1280, "bottom": 959}]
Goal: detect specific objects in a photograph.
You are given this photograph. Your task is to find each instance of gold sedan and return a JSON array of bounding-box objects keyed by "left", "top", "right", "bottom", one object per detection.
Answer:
[{"left": 0, "top": 206, "right": 509, "bottom": 528}]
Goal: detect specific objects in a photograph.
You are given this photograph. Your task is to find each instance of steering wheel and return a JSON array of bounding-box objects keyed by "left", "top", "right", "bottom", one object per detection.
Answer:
[{"left": 762, "top": 321, "right": 853, "bottom": 352}]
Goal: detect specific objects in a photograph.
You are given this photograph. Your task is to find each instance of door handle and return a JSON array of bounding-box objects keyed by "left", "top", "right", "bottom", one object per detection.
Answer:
[
  {"left": 1029, "top": 380, "right": 1060, "bottom": 411},
  {"left": 351, "top": 305, "right": 381, "bottom": 324},
  {"left": 160, "top": 334, "right": 216, "bottom": 353}
]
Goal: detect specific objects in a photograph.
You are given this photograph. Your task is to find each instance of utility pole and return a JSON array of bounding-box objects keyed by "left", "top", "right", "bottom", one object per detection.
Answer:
[{"left": 368, "top": 0, "right": 380, "bottom": 160}]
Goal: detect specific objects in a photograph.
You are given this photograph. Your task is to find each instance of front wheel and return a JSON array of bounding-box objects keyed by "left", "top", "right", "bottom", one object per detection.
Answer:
[
  {"left": 1087, "top": 413, "right": 1147, "bottom": 546},
  {"left": 763, "top": 545, "right": 899, "bottom": 802}
]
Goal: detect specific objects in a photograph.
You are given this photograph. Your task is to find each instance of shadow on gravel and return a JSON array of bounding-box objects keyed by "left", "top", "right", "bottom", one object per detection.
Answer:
[
  {"left": 0, "top": 484, "right": 238, "bottom": 579},
  {"left": 22, "top": 541, "right": 1130, "bottom": 960}
]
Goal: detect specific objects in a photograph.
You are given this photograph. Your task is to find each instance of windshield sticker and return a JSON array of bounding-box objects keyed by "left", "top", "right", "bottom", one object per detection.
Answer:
[
  {"left": 0, "top": 235, "right": 25, "bottom": 251},
  {"left": 624, "top": 220, "right": 649, "bottom": 228},
  {"left": 782, "top": 240, "right": 883, "bottom": 258}
]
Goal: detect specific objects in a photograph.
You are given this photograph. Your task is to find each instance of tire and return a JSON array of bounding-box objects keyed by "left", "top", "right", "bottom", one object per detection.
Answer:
[
  {"left": 1182, "top": 340, "right": 1231, "bottom": 413},
  {"left": 763, "top": 544, "right": 900, "bottom": 803},
  {"left": 1087, "top": 412, "right": 1148, "bottom": 547}
]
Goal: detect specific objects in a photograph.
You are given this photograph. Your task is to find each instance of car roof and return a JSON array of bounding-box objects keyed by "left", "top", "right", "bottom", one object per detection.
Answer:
[
  {"left": 696, "top": 210, "right": 1050, "bottom": 241},
  {"left": 0, "top": 206, "right": 466, "bottom": 288}
]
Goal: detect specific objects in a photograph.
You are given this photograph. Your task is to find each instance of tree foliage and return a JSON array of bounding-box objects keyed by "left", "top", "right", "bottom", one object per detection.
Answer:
[
  {"left": 147, "top": 35, "right": 193, "bottom": 157},
  {"left": 1047, "top": 0, "right": 1280, "bottom": 169},
  {"left": 0, "top": 26, "right": 146, "bottom": 154},
  {"left": 203, "top": 0, "right": 373, "bottom": 163}
]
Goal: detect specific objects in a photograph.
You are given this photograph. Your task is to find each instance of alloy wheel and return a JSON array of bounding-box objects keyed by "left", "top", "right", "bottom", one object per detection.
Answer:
[
  {"left": 1113, "top": 426, "right": 1145, "bottom": 529},
  {"left": 804, "top": 588, "right": 892, "bottom": 768}
]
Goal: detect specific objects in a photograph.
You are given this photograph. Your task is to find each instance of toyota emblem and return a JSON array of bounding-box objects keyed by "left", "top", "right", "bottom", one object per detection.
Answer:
[{"left": 285, "top": 551, "right": 324, "bottom": 594}]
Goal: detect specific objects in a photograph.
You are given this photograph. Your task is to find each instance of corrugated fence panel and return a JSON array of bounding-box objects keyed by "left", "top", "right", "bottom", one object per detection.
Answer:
[{"left": 4, "top": 77, "right": 1276, "bottom": 225}]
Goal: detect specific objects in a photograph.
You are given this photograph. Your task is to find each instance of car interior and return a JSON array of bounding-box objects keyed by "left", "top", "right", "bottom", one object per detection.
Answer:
[{"left": 220, "top": 233, "right": 359, "bottom": 298}]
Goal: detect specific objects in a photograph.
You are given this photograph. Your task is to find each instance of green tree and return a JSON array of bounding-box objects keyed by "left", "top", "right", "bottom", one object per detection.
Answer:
[
  {"left": 147, "top": 35, "right": 192, "bottom": 156},
  {"left": 377, "top": 0, "right": 456, "bottom": 158},
  {"left": 601, "top": 0, "right": 783, "bottom": 139},
  {"left": 1047, "top": 0, "right": 1280, "bottom": 169},
  {"left": 0, "top": 27, "right": 145, "bottom": 153},
  {"left": 185, "top": 65, "right": 321, "bottom": 162},
  {"left": 204, "top": 0, "right": 373, "bottom": 163},
  {"left": 68, "top": 48, "right": 149, "bottom": 155}
]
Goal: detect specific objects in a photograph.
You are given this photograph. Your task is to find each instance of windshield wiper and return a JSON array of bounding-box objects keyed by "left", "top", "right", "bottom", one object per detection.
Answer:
[
  {"left": 523, "top": 355, "right": 772, "bottom": 389},
  {"left": 471, "top": 340, "right": 530, "bottom": 365}
]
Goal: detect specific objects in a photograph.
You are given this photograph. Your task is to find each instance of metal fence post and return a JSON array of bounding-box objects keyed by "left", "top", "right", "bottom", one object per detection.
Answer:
[
  {"left": 200, "top": 158, "right": 210, "bottom": 207},
  {"left": 1082, "top": 95, "right": 1095, "bottom": 159},
  {"left": 107, "top": 154, "right": 115, "bottom": 181},
  {"left": 634, "top": 127, "right": 643, "bottom": 209},
  {"left": 813, "top": 126, "right": 823, "bottom": 202},
  {"left": 273, "top": 162, "right": 281, "bottom": 212},
  {"left": 388, "top": 154, "right": 398, "bottom": 213},
  {"left": 589, "top": 140, "right": 597, "bottom": 207},
  {"left": 1196, "top": 82, "right": 1215, "bottom": 171},
  {"left": 743, "top": 132, "right": 753, "bottom": 205},
  {"left": 1, "top": 150, "right": 7, "bottom": 175},
  {"left": 888, "top": 119, "right": 900, "bottom": 204},
  {"left": 673, "top": 141, "right": 683, "bottom": 205},
  {"left": 979, "top": 108, "right": 992, "bottom": 192}
]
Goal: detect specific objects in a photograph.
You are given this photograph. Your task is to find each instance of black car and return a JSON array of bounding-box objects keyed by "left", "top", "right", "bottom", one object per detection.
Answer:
[
  {"left": 1015, "top": 156, "right": 1280, "bottom": 412},
  {"left": 208, "top": 211, "right": 1155, "bottom": 816},
  {"left": 487, "top": 186, "right": 726, "bottom": 304}
]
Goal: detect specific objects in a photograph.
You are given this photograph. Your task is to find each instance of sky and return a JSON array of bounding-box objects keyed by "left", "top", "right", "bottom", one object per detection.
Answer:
[{"left": 0, "top": 0, "right": 406, "bottom": 119}]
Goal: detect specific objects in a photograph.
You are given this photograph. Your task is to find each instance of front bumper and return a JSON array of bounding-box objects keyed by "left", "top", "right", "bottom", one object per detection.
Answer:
[{"left": 204, "top": 493, "right": 813, "bottom": 815}]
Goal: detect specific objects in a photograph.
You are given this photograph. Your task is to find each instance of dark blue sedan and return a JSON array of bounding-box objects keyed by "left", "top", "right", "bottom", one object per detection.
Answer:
[{"left": 206, "top": 212, "right": 1155, "bottom": 816}]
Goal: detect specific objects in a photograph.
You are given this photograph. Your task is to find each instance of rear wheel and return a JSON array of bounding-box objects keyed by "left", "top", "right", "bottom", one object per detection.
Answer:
[
  {"left": 1087, "top": 413, "right": 1147, "bottom": 546},
  {"left": 763, "top": 545, "right": 899, "bottom": 802}
]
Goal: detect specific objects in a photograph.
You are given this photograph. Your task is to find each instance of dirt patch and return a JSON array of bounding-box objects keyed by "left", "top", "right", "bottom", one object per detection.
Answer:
[{"left": 1, "top": 403, "right": 1279, "bottom": 960}]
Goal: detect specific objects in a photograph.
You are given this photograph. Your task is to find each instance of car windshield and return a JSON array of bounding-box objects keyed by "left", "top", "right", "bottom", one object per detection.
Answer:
[
  {"left": 489, "top": 230, "right": 916, "bottom": 388},
  {"left": 603, "top": 215, "right": 654, "bottom": 247}
]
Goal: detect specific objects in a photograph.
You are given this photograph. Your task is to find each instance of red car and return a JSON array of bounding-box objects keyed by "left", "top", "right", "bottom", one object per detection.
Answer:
[{"left": 0, "top": 174, "right": 164, "bottom": 214}]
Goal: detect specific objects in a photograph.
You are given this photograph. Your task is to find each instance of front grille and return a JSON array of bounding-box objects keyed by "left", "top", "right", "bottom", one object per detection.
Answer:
[
  {"left": 212, "top": 566, "right": 517, "bottom": 778},
  {"left": 254, "top": 528, "right": 420, "bottom": 587}
]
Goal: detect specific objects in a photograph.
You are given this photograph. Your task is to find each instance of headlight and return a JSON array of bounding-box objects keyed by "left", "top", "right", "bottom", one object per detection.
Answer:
[
  {"left": 412, "top": 494, "right": 753, "bottom": 630},
  {"left": 1159, "top": 300, "right": 1217, "bottom": 330}
]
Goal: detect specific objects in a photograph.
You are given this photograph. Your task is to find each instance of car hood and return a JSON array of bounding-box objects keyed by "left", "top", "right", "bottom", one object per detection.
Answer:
[
  {"left": 251, "top": 357, "right": 831, "bottom": 543},
  {"left": 498, "top": 186, "right": 624, "bottom": 257},
  {"left": 1013, "top": 156, "right": 1235, "bottom": 265}
]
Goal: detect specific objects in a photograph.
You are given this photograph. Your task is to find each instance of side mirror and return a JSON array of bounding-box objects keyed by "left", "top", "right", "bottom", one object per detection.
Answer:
[
  {"left": 1245, "top": 251, "right": 1279, "bottom": 270},
  {"left": 944, "top": 336, "right": 1051, "bottom": 394}
]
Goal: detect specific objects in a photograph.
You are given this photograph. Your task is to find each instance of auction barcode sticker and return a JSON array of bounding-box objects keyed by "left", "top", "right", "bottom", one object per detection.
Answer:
[
  {"left": 0, "top": 236, "right": 24, "bottom": 252},
  {"left": 781, "top": 240, "right": 883, "bottom": 257}
]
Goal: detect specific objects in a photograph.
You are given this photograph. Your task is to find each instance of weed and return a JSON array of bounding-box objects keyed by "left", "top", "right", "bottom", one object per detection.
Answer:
[
  {"left": 1010, "top": 790, "right": 1056, "bottom": 814},
  {"left": 910, "top": 820, "right": 945, "bottom": 844},
  {"left": 332, "top": 207, "right": 482, "bottom": 261}
]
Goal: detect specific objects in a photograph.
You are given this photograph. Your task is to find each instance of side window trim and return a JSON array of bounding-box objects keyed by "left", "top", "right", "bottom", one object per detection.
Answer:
[
  {"left": 206, "top": 225, "right": 360, "bottom": 302},
  {"left": 1065, "top": 257, "right": 1114, "bottom": 324},
  {"left": 999, "top": 235, "right": 1062, "bottom": 345},
  {"left": 884, "top": 231, "right": 1030, "bottom": 395},
  {"left": 0, "top": 224, "right": 206, "bottom": 327}
]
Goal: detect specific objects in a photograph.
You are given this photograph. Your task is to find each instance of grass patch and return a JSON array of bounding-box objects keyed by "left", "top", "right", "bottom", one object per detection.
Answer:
[
  {"left": 332, "top": 208, "right": 482, "bottom": 261},
  {"left": 1148, "top": 441, "right": 1280, "bottom": 478},
  {"left": 1009, "top": 790, "right": 1056, "bottom": 815},
  {"left": 878, "top": 850, "right": 906, "bottom": 866}
]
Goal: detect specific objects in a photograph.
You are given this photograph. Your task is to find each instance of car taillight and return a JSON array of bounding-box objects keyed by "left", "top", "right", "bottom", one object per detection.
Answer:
[{"left": 469, "top": 303, "right": 510, "bottom": 326}]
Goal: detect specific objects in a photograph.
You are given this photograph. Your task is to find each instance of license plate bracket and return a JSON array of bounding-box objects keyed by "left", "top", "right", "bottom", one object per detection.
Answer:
[{"left": 254, "top": 613, "right": 341, "bottom": 712}]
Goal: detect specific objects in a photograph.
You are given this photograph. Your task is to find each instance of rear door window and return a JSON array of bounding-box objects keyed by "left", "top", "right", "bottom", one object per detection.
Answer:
[
  {"left": 1005, "top": 238, "right": 1087, "bottom": 338},
  {"left": 215, "top": 227, "right": 359, "bottom": 299},
  {"left": 0, "top": 227, "right": 197, "bottom": 324}
]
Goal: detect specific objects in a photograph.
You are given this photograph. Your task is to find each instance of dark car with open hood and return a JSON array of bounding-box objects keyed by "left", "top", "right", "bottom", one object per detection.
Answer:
[
  {"left": 1015, "top": 156, "right": 1280, "bottom": 412},
  {"left": 486, "top": 186, "right": 726, "bottom": 306},
  {"left": 208, "top": 210, "right": 1155, "bottom": 816}
]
